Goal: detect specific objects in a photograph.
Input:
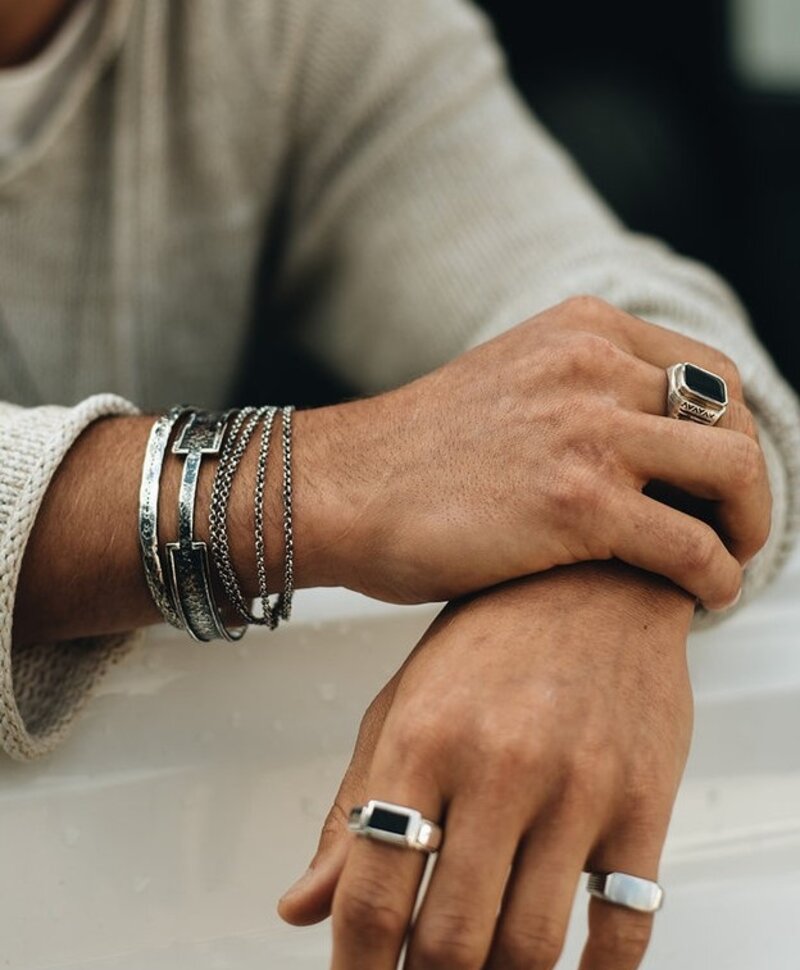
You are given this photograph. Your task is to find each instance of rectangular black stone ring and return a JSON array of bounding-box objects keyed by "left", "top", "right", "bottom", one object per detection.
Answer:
[
  {"left": 682, "top": 363, "right": 728, "bottom": 405},
  {"left": 348, "top": 800, "right": 442, "bottom": 852},
  {"left": 667, "top": 362, "right": 729, "bottom": 426}
]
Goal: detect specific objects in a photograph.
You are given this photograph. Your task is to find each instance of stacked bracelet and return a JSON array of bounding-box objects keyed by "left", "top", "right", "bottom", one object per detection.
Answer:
[
  {"left": 278, "top": 405, "right": 295, "bottom": 622},
  {"left": 209, "top": 405, "right": 274, "bottom": 626},
  {"left": 138, "top": 405, "right": 190, "bottom": 630},
  {"left": 252, "top": 406, "right": 281, "bottom": 627},
  {"left": 137, "top": 403, "right": 296, "bottom": 642},
  {"left": 165, "top": 410, "right": 245, "bottom": 642}
]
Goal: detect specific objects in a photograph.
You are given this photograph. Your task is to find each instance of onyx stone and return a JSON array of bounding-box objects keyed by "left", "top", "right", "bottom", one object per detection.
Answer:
[
  {"left": 370, "top": 806, "right": 410, "bottom": 836},
  {"left": 684, "top": 364, "right": 727, "bottom": 403}
]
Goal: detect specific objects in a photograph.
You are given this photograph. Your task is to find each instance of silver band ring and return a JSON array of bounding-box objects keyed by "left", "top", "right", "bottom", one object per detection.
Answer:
[
  {"left": 348, "top": 800, "right": 443, "bottom": 853},
  {"left": 666, "top": 362, "right": 728, "bottom": 426},
  {"left": 587, "top": 871, "right": 664, "bottom": 913}
]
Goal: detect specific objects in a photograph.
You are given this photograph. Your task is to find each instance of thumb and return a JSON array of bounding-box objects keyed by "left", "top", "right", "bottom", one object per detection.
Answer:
[
  {"left": 276, "top": 796, "right": 354, "bottom": 926},
  {"left": 277, "top": 678, "right": 398, "bottom": 926}
]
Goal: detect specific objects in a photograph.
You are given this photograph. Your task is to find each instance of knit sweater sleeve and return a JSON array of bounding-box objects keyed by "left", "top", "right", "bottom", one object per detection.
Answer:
[
  {"left": 0, "top": 394, "right": 139, "bottom": 760},
  {"left": 273, "top": 0, "right": 800, "bottom": 612}
]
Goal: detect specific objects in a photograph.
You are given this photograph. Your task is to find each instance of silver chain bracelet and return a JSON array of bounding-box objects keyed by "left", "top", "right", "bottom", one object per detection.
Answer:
[
  {"left": 277, "top": 405, "right": 295, "bottom": 622},
  {"left": 208, "top": 406, "right": 269, "bottom": 625},
  {"left": 253, "top": 406, "right": 281, "bottom": 628}
]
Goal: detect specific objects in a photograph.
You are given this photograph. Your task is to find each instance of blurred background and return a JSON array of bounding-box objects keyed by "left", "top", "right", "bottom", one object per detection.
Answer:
[
  {"left": 254, "top": 0, "right": 800, "bottom": 405},
  {"left": 478, "top": 0, "right": 800, "bottom": 391}
]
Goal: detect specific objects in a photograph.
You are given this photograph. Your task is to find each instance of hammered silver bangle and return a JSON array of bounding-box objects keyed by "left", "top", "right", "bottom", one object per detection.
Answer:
[
  {"left": 165, "top": 410, "right": 245, "bottom": 643},
  {"left": 138, "top": 405, "right": 190, "bottom": 630}
]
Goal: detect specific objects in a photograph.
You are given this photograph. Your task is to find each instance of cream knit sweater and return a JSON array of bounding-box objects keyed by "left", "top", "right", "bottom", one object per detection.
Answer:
[{"left": 1, "top": 0, "right": 798, "bottom": 761}]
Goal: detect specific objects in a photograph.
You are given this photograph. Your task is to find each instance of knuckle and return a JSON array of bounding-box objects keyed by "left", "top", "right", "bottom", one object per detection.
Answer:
[
  {"left": 387, "top": 709, "right": 446, "bottom": 774},
  {"left": 457, "top": 713, "right": 540, "bottom": 789},
  {"left": 485, "top": 729, "right": 542, "bottom": 780},
  {"left": 711, "top": 350, "right": 743, "bottom": 398},
  {"left": 561, "top": 331, "right": 623, "bottom": 380},
  {"left": 561, "top": 293, "right": 612, "bottom": 320},
  {"left": 733, "top": 436, "right": 766, "bottom": 490},
  {"left": 496, "top": 914, "right": 565, "bottom": 969},
  {"left": 563, "top": 743, "right": 620, "bottom": 808},
  {"left": 752, "top": 511, "right": 772, "bottom": 557},
  {"left": 743, "top": 409, "right": 759, "bottom": 442},
  {"left": 590, "top": 913, "right": 653, "bottom": 965},
  {"left": 413, "top": 911, "right": 486, "bottom": 970},
  {"left": 334, "top": 873, "right": 407, "bottom": 943},
  {"left": 551, "top": 466, "right": 605, "bottom": 525},
  {"left": 729, "top": 402, "right": 758, "bottom": 441},
  {"left": 680, "top": 524, "right": 720, "bottom": 577}
]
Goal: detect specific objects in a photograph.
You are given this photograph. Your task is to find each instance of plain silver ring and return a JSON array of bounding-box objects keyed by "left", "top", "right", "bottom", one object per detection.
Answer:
[{"left": 587, "top": 871, "right": 664, "bottom": 913}]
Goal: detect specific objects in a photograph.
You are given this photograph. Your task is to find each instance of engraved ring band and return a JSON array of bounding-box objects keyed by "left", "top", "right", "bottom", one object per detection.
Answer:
[{"left": 666, "top": 361, "right": 729, "bottom": 426}]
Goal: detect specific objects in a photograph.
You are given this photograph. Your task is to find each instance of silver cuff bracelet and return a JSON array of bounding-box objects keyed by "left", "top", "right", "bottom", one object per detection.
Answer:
[
  {"left": 138, "top": 405, "right": 190, "bottom": 630},
  {"left": 164, "top": 410, "right": 245, "bottom": 643}
]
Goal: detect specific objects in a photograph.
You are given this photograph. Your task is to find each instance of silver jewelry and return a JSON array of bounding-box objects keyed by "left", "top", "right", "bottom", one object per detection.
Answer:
[
  {"left": 138, "top": 406, "right": 190, "bottom": 630},
  {"left": 349, "top": 800, "right": 443, "bottom": 853},
  {"left": 253, "top": 406, "right": 281, "bottom": 628},
  {"left": 277, "top": 405, "right": 295, "bottom": 622},
  {"left": 165, "top": 410, "right": 245, "bottom": 642},
  {"left": 666, "top": 362, "right": 728, "bottom": 425},
  {"left": 587, "top": 872, "right": 664, "bottom": 913},
  {"left": 208, "top": 406, "right": 270, "bottom": 625}
]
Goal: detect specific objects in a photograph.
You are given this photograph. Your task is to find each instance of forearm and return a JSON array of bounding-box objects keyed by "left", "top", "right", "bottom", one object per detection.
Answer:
[{"left": 12, "top": 409, "right": 345, "bottom": 645}]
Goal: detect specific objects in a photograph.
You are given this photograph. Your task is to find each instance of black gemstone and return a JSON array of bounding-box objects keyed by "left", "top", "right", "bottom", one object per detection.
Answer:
[
  {"left": 684, "top": 364, "right": 726, "bottom": 403},
  {"left": 370, "top": 807, "right": 410, "bottom": 836}
]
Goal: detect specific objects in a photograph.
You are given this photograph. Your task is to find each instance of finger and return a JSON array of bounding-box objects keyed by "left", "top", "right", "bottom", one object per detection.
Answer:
[
  {"left": 279, "top": 680, "right": 400, "bottom": 925},
  {"left": 485, "top": 812, "right": 595, "bottom": 970},
  {"left": 579, "top": 825, "right": 667, "bottom": 970},
  {"left": 608, "top": 311, "right": 745, "bottom": 403},
  {"left": 331, "top": 780, "right": 442, "bottom": 970},
  {"left": 404, "top": 792, "right": 522, "bottom": 970},
  {"left": 604, "top": 489, "right": 743, "bottom": 609},
  {"left": 620, "top": 357, "right": 756, "bottom": 437},
  {"left": 619, "top": 414, "right": 772, "bottom": 563},
  {"left": 555, "top": 295, "right": 745, "bottom": 403}
]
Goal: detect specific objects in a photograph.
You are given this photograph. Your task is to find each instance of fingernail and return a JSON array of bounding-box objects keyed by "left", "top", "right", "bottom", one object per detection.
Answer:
[
  {"left": 279, "top": 867, "right": 316, "bottom": 902},
  {"left": 707, "top": 588, "right": 742, "bottom": 613}
]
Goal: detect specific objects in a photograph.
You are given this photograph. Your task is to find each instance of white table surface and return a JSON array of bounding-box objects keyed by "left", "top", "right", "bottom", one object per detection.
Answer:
[{"left": 1, "top": 550, "right": 798, "bottom": 969}]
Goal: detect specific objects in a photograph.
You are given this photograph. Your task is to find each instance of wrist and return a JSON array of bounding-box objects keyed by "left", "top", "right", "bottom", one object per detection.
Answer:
[
  {"left": 220, "top": 404, "right": 360, "bottom": 595},
  {"left": 563, "top": 560, "right": 696, "bottom": 621},
  {"left": 451, "top": 560, "right": 696, "bottom": 639}
]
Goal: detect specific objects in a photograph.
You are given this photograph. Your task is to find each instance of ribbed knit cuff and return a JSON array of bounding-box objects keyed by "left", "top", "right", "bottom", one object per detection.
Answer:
[{"left": 0, "top": 394, "right": 140, "bottom": 760}]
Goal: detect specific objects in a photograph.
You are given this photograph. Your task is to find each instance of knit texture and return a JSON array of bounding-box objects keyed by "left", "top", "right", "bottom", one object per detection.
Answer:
[
  {"left": 0, "top": 395, "right": 139, "bottom": 759},
  {"left": 0, "top": 0, "right": 798, "bottom": 759}
]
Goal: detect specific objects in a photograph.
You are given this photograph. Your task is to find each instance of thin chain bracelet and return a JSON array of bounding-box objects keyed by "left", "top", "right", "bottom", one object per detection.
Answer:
[
  {"left": 208, "top": 406, "right": 270, "bottom": 624},
  {"left": 277, "top": 405, "right": 295, "bottom": 621},
  {"left": 253, "top": 406, "right": 281, "bottom": 628}
]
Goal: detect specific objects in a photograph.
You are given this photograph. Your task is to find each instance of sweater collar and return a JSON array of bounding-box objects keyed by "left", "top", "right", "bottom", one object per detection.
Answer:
[{"left": 0, "top": 0, "right": 136, "bottom": 188}]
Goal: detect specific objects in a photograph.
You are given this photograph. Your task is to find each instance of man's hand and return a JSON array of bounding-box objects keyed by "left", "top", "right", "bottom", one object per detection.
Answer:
[
  {"left": 310, "top": 295, "right": 768, "bottom": 611},
  {"left": 14, "top": 297, "right": 768, "bottom": 645},
  {"left": 278, "top": 561, "right": 695, "bottom": 970}
]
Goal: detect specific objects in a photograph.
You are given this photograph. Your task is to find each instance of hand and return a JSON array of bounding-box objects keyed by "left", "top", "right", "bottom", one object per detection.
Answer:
[
  {"left": 303, "top": 295, "right": 769, "bottom": 610},
  {"left": 278, "top": 561, "right": 695, "bottom": 969}
]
